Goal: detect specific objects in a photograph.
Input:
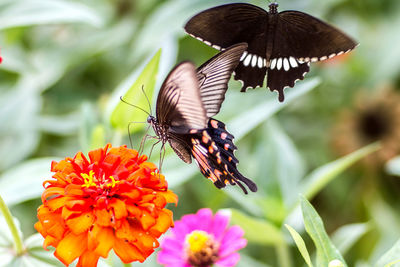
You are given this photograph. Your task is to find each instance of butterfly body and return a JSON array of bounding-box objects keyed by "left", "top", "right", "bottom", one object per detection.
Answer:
[
  {"left": 147, "top": 43, "right": 257, "bottom": 193},
  {"left": 185, "top": 2, "right": 358, "bottom": 101}
]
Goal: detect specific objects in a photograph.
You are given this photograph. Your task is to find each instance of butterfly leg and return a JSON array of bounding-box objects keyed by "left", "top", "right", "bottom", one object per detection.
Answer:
[
  {"left": 148, "top": 139, "right": 161, "bottom": 159},
  {"left": 138, "top": 126, "right": 158, "bottom": 155},
  {"left": 158, "top": 143, "right": 167, "bottom": 172}
]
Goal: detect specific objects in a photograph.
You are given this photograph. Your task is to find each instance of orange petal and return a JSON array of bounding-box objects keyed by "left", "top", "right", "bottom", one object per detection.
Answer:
[
  {"left": 64, "top": 184, "right": 85, "bottom": 197},
  {"left": 115, "top": 219, "right": 138, "bottom": 242},
  {"left": 109, "top": 199, "right": 127, "bottom": 219},
  {"left": 61, "top": 206, "right": 81, "bottom": 220},
  {"left": 77, "top": 251, "right": 100, "bottom": 267},
  {"left": 47, "top": 197, "right": 66, "bottom": 211},
  {"left": 54, "top": 232, "right": 87, "bottom": 266},
  {"left": 93, "top": 227, "right": 114, "bottom": 258},
  {"left": 66, "top": 212, "right": 95, "bottom": 235},
  {"left": 114, "top": 238, "right": 146, "bottom": 263},
  {"left": 43, "top": 235, "right": 58, "bottom": 249},
  {"left": 88, "top": 144, "right": 110, "bottom": 163},
  {"left": 126, "top": 205, "right": 142, "bottom": 218},
  {"left": 42, "top": 187, "right": 65, "bottom": 202},
  {"left": 159, "top": 190, "right": 178, "bottom": 205},
  {"left": 150, "top": 209, "right": 173, "bottom": 236},
  {"left": 140, "top": 210, "right": 156, "bottom": 230},
  {"left": 95, "top": 209, "right": 113, "bottom": 227},
  {"left": 119, "top": 189, "right": 141, "bottom": 200},
  {"left": 88, "top": 224, "right": 101, "bottom": 251}
]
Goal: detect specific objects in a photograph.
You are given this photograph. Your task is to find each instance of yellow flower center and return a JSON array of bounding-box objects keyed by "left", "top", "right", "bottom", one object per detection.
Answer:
[
  {"left": 185, "top": 230, "right": 219, "bottom": 267},
  {"left": 81, "top": 170, "right": 120, "bottom": 189},
  {"left": 186, "top": 230, "right": 210, "bottom": 253}
]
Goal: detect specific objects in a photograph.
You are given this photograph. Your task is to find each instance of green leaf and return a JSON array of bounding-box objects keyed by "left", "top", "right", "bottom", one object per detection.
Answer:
[
  {"left": 385, "top": 156, "right": 400, "bottom": 177},
  {"left": 0, "top": 215, "right": 23, "bottom": 266},
  {"left": 285, "top": 224, "right": 313, "bottom": 267},
  {"left": 301, "top": 142, "right": 380, "bottom": 200},
  {"left": 109, "top": 49, "right": 161, "bottom": 132},
  {"left": 226, "top": 78, "right": 320, "bottom": 140},
  {"left": 375, "top": 239, "right": 400, "bottom": 267},
  {"left": 0, "top": 158, "right": 58, "bottom": 206},
  {"left": 260, "top": 119, "right": 305, "bottom": 210},
  {"left": 229, "top": 209, "right": 283, "bottom": 245},
  {"left": 331, "top": 222, "right": 371, "bottom": 255},
  {"left": 0, "top": 0, "right": 103, "bottom": 30},
  {"left": 237, "top": 254, "right": 273, "bottom": 267},
  {"left": 25, "top": 234, "right": 63, "bottom": 266},
  {"left": 300, "top": 196, "right": 347, "bottom": 267},
  {"left": 0, "top": 91, "right": 41, "bottom": 170}
]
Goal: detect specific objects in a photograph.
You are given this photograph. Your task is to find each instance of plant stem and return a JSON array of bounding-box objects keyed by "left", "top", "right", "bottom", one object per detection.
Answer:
[
  {"left": 0, "top": 195, "right": 24, "bottom": 255},
  {"left": 276, "top": 240, "right": 292, "bottom": 267}
]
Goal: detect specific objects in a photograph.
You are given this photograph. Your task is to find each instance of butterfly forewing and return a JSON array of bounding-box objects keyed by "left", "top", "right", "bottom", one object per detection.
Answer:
[
  {"left": 277, "top": 11, "right": 358, "bottom": 60},
  {"left": 156, "top": 62, "right": 207, "bottom": 130},
  {"left": 197, "top": 43, "right": 247, "bottom": 117},
  {"left": 185, "top": 4, "right": 267, "bottom": 50}
]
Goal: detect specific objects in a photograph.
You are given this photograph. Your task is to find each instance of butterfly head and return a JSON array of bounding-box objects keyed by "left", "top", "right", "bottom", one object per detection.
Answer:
[
  {"left": 268, "top": 2, "right": 278, "bottom": 14},
  {"left": 147, "top": 115, "right": 155, "bottom": 124}
]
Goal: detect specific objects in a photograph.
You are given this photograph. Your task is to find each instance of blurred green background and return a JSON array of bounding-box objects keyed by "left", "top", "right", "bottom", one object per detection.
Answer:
[{"left": 1, "top": 0, "right": 400, "bottom": 266}]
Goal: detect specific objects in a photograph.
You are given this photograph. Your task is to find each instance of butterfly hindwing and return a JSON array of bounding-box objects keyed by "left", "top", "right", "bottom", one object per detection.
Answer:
[
  {"left": 267, "top": 60, "right": 310, "bottom": 101},
  {"left": 189, "top": 119, "right": 257, "bottom": 194}
]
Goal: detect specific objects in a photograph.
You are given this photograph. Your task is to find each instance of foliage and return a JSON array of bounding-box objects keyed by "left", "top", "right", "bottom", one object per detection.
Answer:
[{"left": 1, "top": 0, "right": 400, "bottom": 266}]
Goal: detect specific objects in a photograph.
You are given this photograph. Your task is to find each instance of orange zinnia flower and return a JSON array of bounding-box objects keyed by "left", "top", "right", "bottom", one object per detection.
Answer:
[{"left": 35, "top": 144, "right": 177, "bottom": 266}]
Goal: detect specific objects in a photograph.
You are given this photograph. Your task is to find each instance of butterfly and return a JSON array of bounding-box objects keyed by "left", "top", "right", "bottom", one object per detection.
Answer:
[
  {"left": 184, "top": 2, "right": 358, "bottom": 102},
  {"left": 146, "top": 43, "right": 257, "bottom": 194}
]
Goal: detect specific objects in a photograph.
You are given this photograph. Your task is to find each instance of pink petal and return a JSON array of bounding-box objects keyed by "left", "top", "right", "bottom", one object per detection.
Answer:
[
  {"left": 171, "top": 220, "right": 191, "bottom": 240},
  {"left": 215, "top": 253, "right": 241, "bottom": 267},
  {"left": 219, "top": 226, "right": 247, "bottom": 256},
  {"left": 160, "top": 237, "right": 184, "bottom": 254},
  {"left": 157, "top": 250, "right": 187, "bottom": 267},
  {"left": 210, "top": 211, "right": 229, "bottom": 240},
  {"left": 194, "top": 208, "right": 213, "bottom": 230}
]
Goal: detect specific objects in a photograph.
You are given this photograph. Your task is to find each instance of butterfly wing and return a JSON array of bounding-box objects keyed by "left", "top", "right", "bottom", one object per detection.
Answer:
[
  {"left": 196, "top": 43, "right": 248, "bottom": 117},
  {"left": 156, "top": 62, "right": 208, "bottom": 131},
  {"left": 185, "top": 4, "right": 267, "bottom": 50},
  {"left": 185, "top": 4, "right": 268, "bottom": 91},
  {"left": 277, "top": 11, "right": 358, "bottom": 60},
  {"left": 266, "top": 10, "right": 358, "bottom": 101},
  {"left": 189, "top": 119, "right": 257, "bottom": 194}
]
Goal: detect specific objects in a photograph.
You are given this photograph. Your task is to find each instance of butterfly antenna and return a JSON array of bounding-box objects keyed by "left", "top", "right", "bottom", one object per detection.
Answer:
[
  {"left": 141, "top": 85, "right": 153, "bottom": 115},
  {"left": 119, "top": 96, "right": 151, "bottom": 116}
]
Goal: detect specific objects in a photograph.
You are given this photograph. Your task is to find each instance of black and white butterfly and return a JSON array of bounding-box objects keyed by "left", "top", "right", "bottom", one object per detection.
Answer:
[
  {"left": 184, "top": 2, "right": 358, "bottom": 102},
  {"left": 147, "top": 43, "right": 257, "bottom": 194}
]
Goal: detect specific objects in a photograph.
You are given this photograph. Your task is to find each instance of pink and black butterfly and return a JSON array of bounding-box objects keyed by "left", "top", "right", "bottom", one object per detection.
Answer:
[
  {"left": 184, "top": 2, "right": 358, "bottom": 102},
  {"left": 147, "top": 43, "right": 257, "bottom": 194}
]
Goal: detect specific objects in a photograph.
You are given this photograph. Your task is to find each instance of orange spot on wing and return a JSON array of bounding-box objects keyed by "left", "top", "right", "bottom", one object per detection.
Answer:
[
  {"left": 221, "top": 132, "right": 228, "bottom": 140},
  {"left": 210, "top": 120, "right": 219, "bottom": 129}
]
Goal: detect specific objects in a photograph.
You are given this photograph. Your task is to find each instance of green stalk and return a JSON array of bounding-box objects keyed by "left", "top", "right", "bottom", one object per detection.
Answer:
[
  {"left": 0, "top": 195, "right": 24, "bottom": 255},
  {"left": 276, "top": 240, "right": 292, "bottom": 267}
]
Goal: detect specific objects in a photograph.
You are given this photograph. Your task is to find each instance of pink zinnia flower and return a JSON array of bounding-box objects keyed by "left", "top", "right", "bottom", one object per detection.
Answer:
[{"left": 157, "top": 208, "right": 247, "bottom": 267}]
